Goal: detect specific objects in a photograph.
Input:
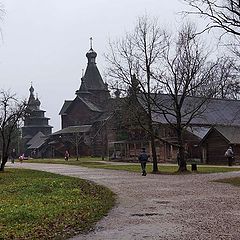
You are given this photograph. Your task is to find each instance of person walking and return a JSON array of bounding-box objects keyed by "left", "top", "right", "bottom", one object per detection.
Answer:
[
  {"left": 64, "top": 150, "right": 69, "bottom": 161},
  {"left": 11, "top": 149, "right": 16, "bottom": 164},
  {"left": 225, "top": 146, "right": 234, "bottom": 166},
  {"left": 19, "top": 154, "right": 24, "bottom": 163},
  {"left": 138, "top": 148, "right": 149, "bottom": 176}
]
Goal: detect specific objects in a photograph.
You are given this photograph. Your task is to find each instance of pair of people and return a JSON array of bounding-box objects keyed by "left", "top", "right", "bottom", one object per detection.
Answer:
[{"left": 138, "top": 148, "right": 149, "bottom": 176}]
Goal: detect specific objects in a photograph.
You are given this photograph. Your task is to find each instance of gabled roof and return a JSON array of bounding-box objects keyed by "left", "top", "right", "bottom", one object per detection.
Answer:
[
  {"left": 78, "top": 97, "right": 103, "bottom": 112},
  {"left": 200, "top": 126, "right": 240, "bottom": 145},
  {"left": 27, "top": 131, "right": 45, "bottom": 146},
  {"left": 214, "top": 126, "right": 240, "bottom": 144},
  {"left": 186, "top": 126, "right": 210, "bottom": 139},
  {"left": 59, "top": 100, "right": 72, "bottom": 115},
  {"left": 59, "top": 97, "right": 103, "bottom": 116},
  {"left": 52, "top": 125, "right": 92, "bottom": 135},
  {"left": 27, "top": 131, "right": 47, "bottom": 149}
]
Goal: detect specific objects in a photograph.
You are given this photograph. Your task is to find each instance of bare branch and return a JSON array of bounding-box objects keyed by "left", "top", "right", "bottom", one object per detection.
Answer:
[{"left": 183, "top": 0, "right": 240, "bottom": 38}]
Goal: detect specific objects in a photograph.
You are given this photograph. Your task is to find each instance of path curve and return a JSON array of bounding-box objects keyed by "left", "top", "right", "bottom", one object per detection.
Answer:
[{"left": 8, "top": 163, "right": 240, "bottom": 240}]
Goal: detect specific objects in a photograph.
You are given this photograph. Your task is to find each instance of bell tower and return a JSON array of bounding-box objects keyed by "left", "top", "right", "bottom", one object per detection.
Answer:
[{"left": 75, "top": 38, "right": 110, "bottom": 105}]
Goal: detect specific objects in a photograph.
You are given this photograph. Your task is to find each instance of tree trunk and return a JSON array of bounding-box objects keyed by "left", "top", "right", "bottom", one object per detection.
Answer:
[
  {"left": 178, "top": 149, "right": 187, "bottom": 172},
  {"left": 0, "top": 163, "right": 5, "bottom": 172},
  {"left": 76, "top": 144, "right": 79, "bottom": 161},
  {"left": 0, "top": 156, "right": 8, "bottom": 172},
  {"left": 150, "top": 135, "right": 158, "bottom": 172},
  {"left": 176, "top": 128, "right": 188, "bottom": 173},
  {"left": 148, "top": 120, "right": 158, "bottom": 172}
]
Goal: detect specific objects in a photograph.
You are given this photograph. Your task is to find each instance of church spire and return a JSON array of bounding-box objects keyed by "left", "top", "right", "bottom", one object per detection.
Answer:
[
  {"left": 76, "top": 41, "right": 105, "bottom": 91},
  {"left": 76, "top": 41, "right": 110, "bottom": 102}
]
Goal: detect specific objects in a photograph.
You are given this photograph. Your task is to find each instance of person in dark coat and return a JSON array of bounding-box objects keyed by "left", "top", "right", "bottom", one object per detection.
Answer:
[{"left": 138, "top": 148, "right": 149, "bottom": 176}]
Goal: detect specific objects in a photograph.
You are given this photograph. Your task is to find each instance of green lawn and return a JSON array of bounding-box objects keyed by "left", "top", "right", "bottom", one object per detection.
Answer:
[
  {"left": 25, "top": 157, "right": 240, "bottom": 174},
  {"left": 215, "top": 177, "right": 240, "bottom": 186},
  {"left": 0, "top": 169, "right": 115, "bottom": 240},
  {"left": 82, "top": 164, "right": 240, "bottom": 174}
]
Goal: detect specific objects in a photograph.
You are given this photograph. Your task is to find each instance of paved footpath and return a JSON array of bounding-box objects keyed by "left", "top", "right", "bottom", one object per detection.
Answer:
[{"left": 7, "top": 163, "right": 240, "bottom": 240}]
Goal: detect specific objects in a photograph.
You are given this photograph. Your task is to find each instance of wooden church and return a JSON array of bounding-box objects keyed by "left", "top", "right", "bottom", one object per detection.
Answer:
[
  {"left": 50, "top": 44, "right": 118, "bottom": 158},
  {"left": 21, "top": 85, "right": 53, "bottom": 157}
]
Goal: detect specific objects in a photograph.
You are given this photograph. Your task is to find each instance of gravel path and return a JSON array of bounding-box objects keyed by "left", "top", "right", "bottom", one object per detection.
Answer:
[{"left": 8, "top": 163, "right": 240, "bottom": 240}]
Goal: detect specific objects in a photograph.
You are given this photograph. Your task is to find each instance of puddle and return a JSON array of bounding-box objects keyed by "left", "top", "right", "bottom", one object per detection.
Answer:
[
  {"left": 131, "top": 213, "right": 162, "bottom": 217},
  {"left": 155, "top": 200, "right": 170, "bottom": 204}
]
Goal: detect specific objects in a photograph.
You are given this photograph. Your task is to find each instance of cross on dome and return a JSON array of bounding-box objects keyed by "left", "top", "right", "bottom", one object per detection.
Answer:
[{"left": 90, "top": 37, "right": 93, "bottom": 49}]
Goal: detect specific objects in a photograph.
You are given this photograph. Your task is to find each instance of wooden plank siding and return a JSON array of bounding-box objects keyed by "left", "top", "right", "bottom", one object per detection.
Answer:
[{"left": 202, "top": 129, "right": 229, "bottom": 164}]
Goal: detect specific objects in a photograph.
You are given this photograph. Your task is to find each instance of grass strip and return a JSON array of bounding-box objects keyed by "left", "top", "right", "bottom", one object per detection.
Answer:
[
  {"left": 79, "top": 164, "right": 240, "bottom": 174},
  {"left": 25, "top": 158, "right": 240, "bottom": 174},
  {"left": 214, "top": 177, "right": 240, "bottom": 187}
]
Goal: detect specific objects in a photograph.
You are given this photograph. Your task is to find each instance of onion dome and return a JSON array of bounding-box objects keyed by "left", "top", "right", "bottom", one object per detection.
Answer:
[
  {"left": 35, "top": 97, "right": 41, "bottom": 108},
  {"left": 28, "top": 84, "right": 35, "bottom": 108},
  {"left": 86, "top": 48, "right": 97, "bottom": 64},
  {"left": 29, "top": 85, "right": 34, "bottom": 94}
]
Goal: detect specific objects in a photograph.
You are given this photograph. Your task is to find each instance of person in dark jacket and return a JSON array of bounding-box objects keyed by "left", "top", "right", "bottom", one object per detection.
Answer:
[{"left": 138, "top": 148, "right": 149, "bottom": 176}]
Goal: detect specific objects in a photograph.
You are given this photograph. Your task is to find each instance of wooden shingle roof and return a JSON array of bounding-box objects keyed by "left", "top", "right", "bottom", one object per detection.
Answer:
[
  {"left": 27, "top": 132, "right": 47, "bottom": 149},
  {"left": 52, "top": 125, "right": 92, "bottom": 135},
  {"left": 59, "top": 100, "right": 72, "bottom": 115},
  {"left": 139, "top": 94, "right": 240, "bottom": 127},
  {"left": 213, "top": 126, "right": 240, "bottom": 144}
]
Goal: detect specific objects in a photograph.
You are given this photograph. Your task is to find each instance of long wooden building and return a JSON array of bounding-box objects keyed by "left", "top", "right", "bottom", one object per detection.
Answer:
[{"left": 48, "top": 45, "right": 240, "bottom": 165}]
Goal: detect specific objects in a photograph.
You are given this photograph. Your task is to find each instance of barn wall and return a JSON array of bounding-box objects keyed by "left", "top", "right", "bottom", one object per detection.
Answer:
[{"left": 202, "top": 130, "right": 229, "bottom": 164}]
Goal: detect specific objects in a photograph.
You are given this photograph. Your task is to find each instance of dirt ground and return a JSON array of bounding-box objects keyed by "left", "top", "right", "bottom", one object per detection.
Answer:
[{"left": 8, "top": 163, "right": 240, "bottom": 240}]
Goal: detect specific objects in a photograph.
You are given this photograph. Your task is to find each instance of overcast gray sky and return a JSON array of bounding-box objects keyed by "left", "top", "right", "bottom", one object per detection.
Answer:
[{"left": 0, "top": 0, "right": 198, "bottom": 131}]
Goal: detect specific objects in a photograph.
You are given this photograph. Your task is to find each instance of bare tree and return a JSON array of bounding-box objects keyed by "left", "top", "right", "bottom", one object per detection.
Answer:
[
  {"left": 183, "top": 0, "right": 240, "bottom": 37},
  {"left": 0, "top": 90, "right": 27, "bottom": 171},
  {"left": 61, "top": 133, "right": 83, "bottom": 161},
  {"left": 152, "top": 23, "right": 217, "bottom": 172},
  {"left": 106, "top": 15, "right": 167, "bottom": 172},
  {"left": 0, "top": 2, "right": 4, "bottom": 40},
  {"left": 211, "top": 56, "right": 240, "bottom": 99},
  {"left": 183, "top": 1, "right": 240, "bottom": 52},
  {"left": 186, "top": 56, "right": 240, "bottom": 99},
  {"left": 181, "top": 1, "right": 240, "bottom": 99}
]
